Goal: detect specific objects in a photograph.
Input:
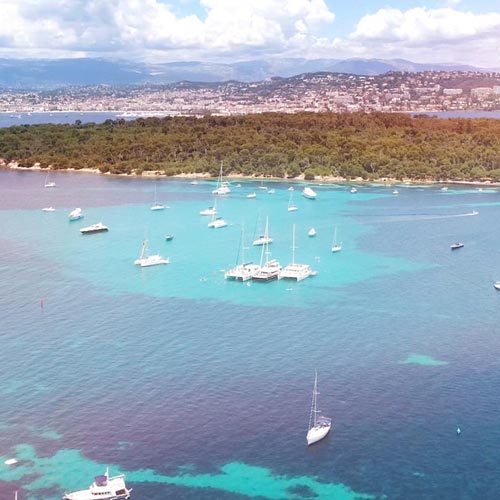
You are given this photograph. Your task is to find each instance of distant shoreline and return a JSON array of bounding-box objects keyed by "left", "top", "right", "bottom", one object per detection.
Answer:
[{"left": 2, "top": 161, "right": 499, "bottom": 188}]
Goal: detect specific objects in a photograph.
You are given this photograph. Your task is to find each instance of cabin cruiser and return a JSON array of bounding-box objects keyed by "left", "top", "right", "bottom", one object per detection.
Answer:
[
  {"left": 450, "top": 242, "right": 464, "bottom": 250},
  {"left": 63, "top": 469, "right": 131, "bottom": 500},
  {"left": 302, "top": 186, "right": 317, "bottom": 199},
  {"left": 68, "top": 208, "right": 84, "bottom": 221},
  {"left": 80, "top": 222, "right": 108, "bottom": 234}
]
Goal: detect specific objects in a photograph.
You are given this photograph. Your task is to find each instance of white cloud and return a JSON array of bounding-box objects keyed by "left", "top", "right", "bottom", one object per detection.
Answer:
[{"left": 0, "top": 0, "right": 335, "bottom": 60}]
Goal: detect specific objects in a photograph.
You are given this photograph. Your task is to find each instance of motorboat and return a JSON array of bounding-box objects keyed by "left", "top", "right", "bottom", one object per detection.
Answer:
[
  {"left": 302, "top": 186, "right": 317, "bottom": 199},
  {"left": 253, "top": 235, "right": 273, "bottom": 246},
  {"left": 350, "top": 187, "right": 358, "bottom": 193},
  {"left": 494, "top": 281, "right": 500, "bottom": 290},
  {"left": 80, "top": 222, "right": 108, "bottom": 234},
  {"left": 42, "top": 207, "right": 56, "bottom": 212},
  {"left": 306, "top": 371, "right": 332, "bottom": 446},
  {"left": 308, "top": 228, "right": 316, "bottom": 237},
  {"left": 200, "top": 206, "right": 217, "bottom": 216},
  {"left": 393, "top": 189, "right": 399, "bottom": 194},
  {"left": 247, "top": 192, "right": 257, "bottom": 199},
  {"left": 268, "top": 189, "right": 276, "bottom": 194},
  {"left": 63, "top": 468, "right": 131, "bottom": 500},
  {"left": 164, "top": 234, "right": 174, "bottom": 241},
  {"left": 134, "top": 240, "right": 170, "bottom": 267},
  {"left": 4, "top": 458, "right": 18, "bottom": 465},
  {"left": 68, "top": 208, "right": 84, "bottom": 221},
  {"left": 450, "top": 242, "right": 464, "bottom": 250}
]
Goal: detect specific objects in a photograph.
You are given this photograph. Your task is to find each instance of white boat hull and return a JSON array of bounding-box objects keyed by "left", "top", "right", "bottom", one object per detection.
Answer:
[{"left": 307, "top": 423, "right": 331, "bottom": 445}]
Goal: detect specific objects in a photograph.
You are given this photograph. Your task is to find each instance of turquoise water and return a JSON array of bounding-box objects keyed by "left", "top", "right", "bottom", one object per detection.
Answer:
[{"left": 1, "top": 170, "right": 500, "bottom": 499}]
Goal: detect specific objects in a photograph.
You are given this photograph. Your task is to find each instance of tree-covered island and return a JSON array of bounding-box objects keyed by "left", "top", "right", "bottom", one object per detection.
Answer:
[{"left": 1, "top": 112, "right": 500, "bottom": 182}]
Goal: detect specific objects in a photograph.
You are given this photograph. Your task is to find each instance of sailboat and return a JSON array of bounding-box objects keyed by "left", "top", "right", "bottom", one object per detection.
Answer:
[
  {"left": 252, "top": 217, "right": 281, "bottom": 282},
  {"left": 207, "top": 196, "right": 227, "bottom": 228},
  {"left": 44, "top": 170, "right": 56, "bottom": 188},
  {"left": 212, "top": 161, "right": 231, "bottom": 195},
  {"left": 253, "top": 213, "right": 273, "bottom": 246},
  {"left": 287, "top": 189, "right": 298, "bottom": 211},
  {"left": 134, "top": 239, "right": 170, "bottom": 267},
  {"left": 151, "top": 183, "right": 166, "bottom": 211},
  {"left": 225, "top": 225, "right": 260, "bottom": 281},
  {"left": 279, "top": 224, "right": 316, "bottom": 281},
  {"left": 331, "top": 226, "right": 342, "bottom": 253},
  {"left": 306, "top": 370, "right": 331, "bottom": 446}
]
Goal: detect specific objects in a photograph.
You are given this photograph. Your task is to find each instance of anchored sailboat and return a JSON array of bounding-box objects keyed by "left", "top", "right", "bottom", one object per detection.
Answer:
[
  {"left": 306, "top": 370, "right": 331, "bottom": 446},
  {"left": 287, "top": 189, "right": 298, "bottom": 211},
  {"left": 225, "top": 225, "right": 260, "bottom": 281},
  {"left": 134, "top": 239, "right": 170, "bottom": 267},
  {"left": 279, "top": 224, "right": 316, "bottom": 281},
  {"left": 212, "top": 161, "right": 231, "bottom": 195},
  {"left": 252, "top": 217, "right": 281, "bottom": 282},
  {"left": 331, "top": 226, "right": 342, "bottom": 253},
  {"left": 151, "top": 183, "right": 166, "bottom": 211}
]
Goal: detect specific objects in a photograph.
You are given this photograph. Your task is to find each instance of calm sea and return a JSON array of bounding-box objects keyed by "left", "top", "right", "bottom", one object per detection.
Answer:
[{"left": 1, "top": 170, "right": 500, "bottom": 499}]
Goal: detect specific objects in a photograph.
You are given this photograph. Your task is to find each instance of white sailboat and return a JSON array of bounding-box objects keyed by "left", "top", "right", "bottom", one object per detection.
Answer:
[
  {"left": 331, "top": 226, "right": 342, "bottom": 253},
  {"left": 151, "top": 183, "right": 166, "bottom": 211},
  {"left": 44, "top": 170, "right": 56, "bottom": 188},
  {"left": 306, "top": 370, "right": 332, "bottom": 446},
  {"left": 212, "top": 161, "right": 231, "bottom": 195},
  {"left": 207, "top": 196, "right": 227, "bottom": 228},
  {"left": 225, "top": 225, "right": 260, "bottom": 281},
  {"left": 252, "top": 217, "right": 281, "bottom": 282},
  {"left": 134, "top": 239, "right": 170, "bottom": 267},
  {"left": 287, "top": 189, "right": 298, "bottom": 212},
  {"left": 279, "top": 224, "right": 316, "bottom": 281}
]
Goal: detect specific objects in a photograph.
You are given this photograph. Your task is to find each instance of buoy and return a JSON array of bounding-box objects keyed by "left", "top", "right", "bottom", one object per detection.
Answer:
[{"left": 456, "top": 427, "right": 461, "bottom": 435}]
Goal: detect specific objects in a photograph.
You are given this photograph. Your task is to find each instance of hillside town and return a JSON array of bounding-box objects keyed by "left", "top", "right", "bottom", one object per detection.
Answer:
[{"left": 1, "top": 70, "right": 500, "bottom": 115}]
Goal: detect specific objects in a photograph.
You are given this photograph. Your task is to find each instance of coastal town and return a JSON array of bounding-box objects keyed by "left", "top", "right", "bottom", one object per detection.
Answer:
[{"left": 1, "top": 70, "right": 500, "bottom": 116}]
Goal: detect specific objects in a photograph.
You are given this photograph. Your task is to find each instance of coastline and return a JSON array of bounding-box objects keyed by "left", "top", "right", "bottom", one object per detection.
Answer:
[{"left": 2, "top": 160, "right": 500, "bottom": 188}]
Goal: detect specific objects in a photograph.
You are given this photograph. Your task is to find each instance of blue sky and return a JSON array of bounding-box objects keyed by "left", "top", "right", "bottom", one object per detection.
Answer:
[{"left": 0, "top": 0, "right": 499, "bottom": 66}]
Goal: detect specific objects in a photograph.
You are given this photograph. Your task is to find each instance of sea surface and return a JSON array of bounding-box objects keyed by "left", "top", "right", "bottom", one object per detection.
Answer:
[{"left": 1, "top": 170, "right": 500, "bottom": 499}]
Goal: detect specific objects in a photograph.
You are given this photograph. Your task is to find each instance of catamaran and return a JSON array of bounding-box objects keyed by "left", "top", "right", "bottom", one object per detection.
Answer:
[
  {"left": 279, "top": 224, "right": 317, "bottom": 282},
  {"left": 225, "top": 226, "right": 260, "bottom": 281},
  {"left": 252, "top": 218, "right": 281, "bottom": 282},
  {"left": 63, "top": 468, "right": 131, "bottom": 500},
  {"left": 306, "top": 370, "right": 332, "bottom": 446},
  {"left": 134, "top": 239, "right": 170, "bottom": 267}
]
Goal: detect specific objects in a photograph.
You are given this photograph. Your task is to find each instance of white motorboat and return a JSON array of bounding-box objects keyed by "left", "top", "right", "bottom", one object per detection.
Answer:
[
  {"left": 252, "top": 218, "right": 281, "bottom": 282},
  {"left": 350, "top": 187, "right": 358, "bottom": 193},
  {"left": 225, "top": 226, "right": 261, "bottom": 281},
  {"left": 441, "top": 187, "right": 449, "bottom": 191},
  {"left": 268, "top": 189, "right": 276, "bottom": 194},
  {"left": 393, "top": 189, "right": 399, "bottom": 194},
  {"left": 302, "top": 186, "right": 317, "bottom": 199},
  {"left": 306, "top": 370, "right": 332, "bottom": 446},
  {"left": 247, "top": 192, "right": 257, "bottom": 199},
  {"left": 331, "top": 226, "right": 342, "bottom": 253},
  {"left": 279, "top": 225, "right": 317, "bottom": 281},
  {"left": 494, "top": 281, "right": 500, "bottom": 290},
  {"left": 63, "top": 468, "right": 131, "bottom": 500},
  {"left": 4, "top": 458, "right": 18, "bottom": 465},
  {"left": 134, "top": 239, "right": 170, "bottom": 267},
  {"left": 68, "top": 208, "right": 84, "bottom": 221},
  {"left": 308, "top": 228, "right": 316, "bottom": 237},
  {"left": 42, "top": 207, "right": 56, "bottom": 212},
  {"left": 200, "top": 206, "right": 217, "bottom": 216},
  {"left": 80, "top": 222, "right": 108, "bottom": 234},
  {"left": 450, "top": 242, "right": 464, "bottom": 250},
  {"left": 288, "top": 186, "right": 295, "bottom": 191},
  {"left": 212, "top": 161, "right": 231, "bottom": 195}
]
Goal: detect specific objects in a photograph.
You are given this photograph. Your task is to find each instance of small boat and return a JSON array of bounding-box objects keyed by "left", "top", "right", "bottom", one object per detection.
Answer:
[
  {"left": 200, "top": 206, "right": 217, "bottom": 216},
  {"left": 331, "top": 226, "right": 342, "bottom": 253},
  {"left": 306, "top": 370, "right": 332, "bottom": 446},
  {"left": 235, "top": 184, "right": 242, "bottom": 188},
  {"left": 288, "top": 186, "right": 295, "bottom": 191},
  {"left": 190, "top": 180, "right": 199, "bottom": 185},
  {"left": 441, "top": 187, "right": 449, "bottom": 191},
  {"left": 44, "top": 171, "right": 56, "bottom": 188},
  {"left": 350, "top": 187, "right": 357, "bottom": 193},
  {"left": 253, "top": 234, "right": 273, "bottom": 246},
  {"left": 392, "top": 189, "right": 399, "bottom": 194},
  {"left": 268, "top": 189, "right": 276, "bottom": 194},
  {"left": 494, "top": 281, "right": 500, "bottom": 290},
  {"left": 308, "top": 228, "right": 316, "bottom": 237},
  {"left": 68, "top": 208, "right": 84, "bottom": 221},
  {"left": 302, "top": 186, "right": 317, "bottom": 199},
  {"left": 212, "top": 161, "right": 231, "bottom": 195},
  {"left": 450, "top": 242, "right": 464, "bottom": 250},
  {"left": 42, "top": 207, "right": 56, "bottom": 212},
  {"left": 208, "top": 217, "right": 228, "bottom": 229},
  {"left": 80, "top": 222, "right": 109, "bottom": 234},
  {"left": 164, "top": 234, "right": 174, "bottom": 241},
  {"left": 63, "top": 468, "right": 131, "bottom": 500},
  {"left": 287, "top": 190, "right": 298, "bottom": 212},
  {"left": 4, "top": 458, "right": 18, "bottom": 466},
  {"left": 151, "top": 183, "right": 166, "bottom": 211},
  {"left": 134, "top": 239, "right": 170, "bottom": 267},
  {"left": 247, "top": 192, "right": 257, "bottom": 199}
]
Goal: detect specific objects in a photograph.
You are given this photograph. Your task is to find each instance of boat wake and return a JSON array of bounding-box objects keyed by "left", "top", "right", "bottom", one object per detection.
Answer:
[{"left": 357, "top": 210, "right": 479, "bottom": 224}]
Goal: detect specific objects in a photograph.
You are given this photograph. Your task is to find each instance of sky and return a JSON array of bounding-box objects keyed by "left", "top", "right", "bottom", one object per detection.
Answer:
[{"left": 0, "top": 0, "right": 499, "bottom": 66}]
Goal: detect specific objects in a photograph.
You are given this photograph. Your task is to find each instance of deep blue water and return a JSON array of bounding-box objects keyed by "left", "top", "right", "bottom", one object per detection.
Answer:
[{"left": 1, "top": 171, "right": 500, "bottom": 499}]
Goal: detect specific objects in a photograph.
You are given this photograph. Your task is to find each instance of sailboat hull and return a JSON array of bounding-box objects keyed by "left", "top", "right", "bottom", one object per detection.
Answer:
[{"left": 306, "top": 423, "right": 331, "bottom": 445}]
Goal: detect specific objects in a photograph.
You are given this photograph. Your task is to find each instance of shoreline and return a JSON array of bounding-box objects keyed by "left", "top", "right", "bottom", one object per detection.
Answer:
[{"left": 2, "top": 161, "right": 500, "bottom": 188}]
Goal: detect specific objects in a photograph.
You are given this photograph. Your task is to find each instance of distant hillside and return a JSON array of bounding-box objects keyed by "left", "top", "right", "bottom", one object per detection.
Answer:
[{"left": 0, "top": 57, "right": 493, "bottom": 89}]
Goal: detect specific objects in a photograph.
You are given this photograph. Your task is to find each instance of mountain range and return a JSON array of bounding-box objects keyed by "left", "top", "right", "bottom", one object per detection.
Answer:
[{"left": 0, "top": 57, "right": 495, "bottom": 89}]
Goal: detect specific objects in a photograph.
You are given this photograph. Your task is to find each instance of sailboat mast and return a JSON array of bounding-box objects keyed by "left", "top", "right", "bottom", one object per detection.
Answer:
[
  {"left": 292, "top": 224, "right": 296, "bottom": 265},
  {"left": 313, "top": 370, "right": 318, "bottom": 427}
]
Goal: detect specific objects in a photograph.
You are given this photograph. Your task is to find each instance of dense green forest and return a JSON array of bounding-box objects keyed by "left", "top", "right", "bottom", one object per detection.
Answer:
[{"left": 1, "top": 112, "right": 500, "bottom": 181}]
